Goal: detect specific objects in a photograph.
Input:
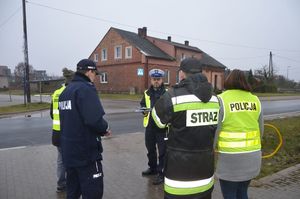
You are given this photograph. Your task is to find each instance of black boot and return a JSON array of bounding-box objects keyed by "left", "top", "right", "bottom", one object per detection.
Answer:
[
  {"left": 152, "top": 173, "right": 164, "bottom": 185},
  {"left": 142, "top": 168, "right": 157, "bottom": 176}
]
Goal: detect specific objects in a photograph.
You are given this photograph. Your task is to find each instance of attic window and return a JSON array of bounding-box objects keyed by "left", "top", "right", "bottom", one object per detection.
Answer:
[
  {"left": 114, "top": 45, "right": 122, "bottom": 59},
  {"left": 125, "top": 46, "right": 132, "bottom": 59}
]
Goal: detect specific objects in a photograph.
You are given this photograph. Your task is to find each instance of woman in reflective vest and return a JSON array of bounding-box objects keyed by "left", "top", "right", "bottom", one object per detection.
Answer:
[{"left": 215, "top": 69, "right": 264, "bottom": 199}]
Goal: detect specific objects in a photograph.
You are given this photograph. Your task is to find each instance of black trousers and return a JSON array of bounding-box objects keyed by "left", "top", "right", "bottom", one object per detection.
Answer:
[
  {"left": 145, "top": 127, "right": 166, "bottom": 173},
  {"left": 66, "top": 160, "right": 103, "bottom": 199}
]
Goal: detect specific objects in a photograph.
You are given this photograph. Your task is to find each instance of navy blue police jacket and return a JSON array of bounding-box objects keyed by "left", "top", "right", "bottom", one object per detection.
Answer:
[{"left": 59, "top": 72, "right": 108, "bottom": 168}]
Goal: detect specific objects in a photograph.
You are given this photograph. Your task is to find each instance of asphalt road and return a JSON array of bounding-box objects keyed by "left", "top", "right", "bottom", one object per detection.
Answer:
[{"left": 0, "top": 98, "right": 299, "bottom": 149}]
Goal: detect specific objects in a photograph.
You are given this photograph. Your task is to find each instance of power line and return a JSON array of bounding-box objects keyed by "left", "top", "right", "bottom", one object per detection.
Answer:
[
  {"left": 215, "top": 55, "right": 267, "bottom": 60},
  {"left": 274, "top": 54, "right": 300, "bottom": 63},
  {"left": 27, "top": 1, "right": 300, "bottom": 53},
  {"left": 0, "top": 6, "right": 22, "bottom": 30}
]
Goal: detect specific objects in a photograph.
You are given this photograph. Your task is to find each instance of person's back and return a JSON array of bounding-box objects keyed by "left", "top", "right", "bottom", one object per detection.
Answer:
[
  {"left": 59, "top": 59, "right": 111, "bottom": 199},
  {"left": 152, "top": 58, "right": 219, "bottom": 199}
]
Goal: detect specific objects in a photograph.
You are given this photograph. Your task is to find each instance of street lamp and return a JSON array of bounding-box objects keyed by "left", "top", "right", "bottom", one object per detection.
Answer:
[{"left": 287, "top": 66, "right": 291, "bottom": 80}]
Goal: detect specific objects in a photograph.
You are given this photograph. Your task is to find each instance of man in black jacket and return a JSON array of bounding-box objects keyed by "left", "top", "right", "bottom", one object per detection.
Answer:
[
  {"left": 152, "top": 58, "right": 220, "bottom": 199},
  {"left": 140, "top": 68, "right": 167, "bottom": 185},
  {"left": 59, "top": 59, "right": 111, "bottom": 199}
]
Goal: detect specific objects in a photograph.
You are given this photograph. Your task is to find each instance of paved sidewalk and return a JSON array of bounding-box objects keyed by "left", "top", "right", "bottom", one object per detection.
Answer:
[{"left": 0, "top": 132, "right": 299, "bottom": 199}]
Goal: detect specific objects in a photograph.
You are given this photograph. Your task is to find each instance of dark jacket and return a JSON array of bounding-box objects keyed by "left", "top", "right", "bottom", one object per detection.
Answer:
[
  {"left": 152, "top": 73, "right": 220, "bottom": 198},
  {"left": 59, "top": 72, "right": 108, "bottom": 168}
]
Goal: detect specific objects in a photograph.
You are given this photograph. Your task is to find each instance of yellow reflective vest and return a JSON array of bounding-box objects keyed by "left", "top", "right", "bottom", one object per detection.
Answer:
[
  {"left": 217, "top": 89, "right": 261, "bottom": 154},
  {"left": 143, "top": 90, "right": 151, "bottom": 127},
  {"left": 52, "top": 85, "right": 66, "bottom": 131}
]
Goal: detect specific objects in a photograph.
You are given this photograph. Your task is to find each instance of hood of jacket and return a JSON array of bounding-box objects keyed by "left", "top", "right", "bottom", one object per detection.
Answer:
[{"left": 175, "top": 73, "right": 213, "bottom": 103}]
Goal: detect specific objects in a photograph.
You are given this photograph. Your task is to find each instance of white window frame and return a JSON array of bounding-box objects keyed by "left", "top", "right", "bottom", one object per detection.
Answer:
[
  {"left": 125, "top": 46, "right": 132, "bottom": 59},
  {"left": 101, "top": 48, "right": 107, "bottom": 61},
  {"left": 100, "top": 72, "right": 108, "bottom": 83},
  {"left": 164, "top": 70, "right": 170, "bottom": 85},
  {"left": 181, "top": 53, "right": 186, "bottom": 61},
  {"left": 114, "top": 45, "right": 122, "bottom": 59},
  {"left": 94, "top": 53, "right": 98, "bottom": 62}
]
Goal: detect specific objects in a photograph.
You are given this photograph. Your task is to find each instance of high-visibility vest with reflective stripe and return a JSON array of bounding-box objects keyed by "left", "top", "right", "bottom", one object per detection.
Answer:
[
  {"left": 217, "top": 89, "right": 261, "bottom": 154},
  {"left": 165, "top": 176, "right": 214, "bottom": 196},
  {"left": 52, "top": 85, "right": 66, "bottom": 131},
  {"left": 143, "top": 90, "right": 151, "bottom": 127}
]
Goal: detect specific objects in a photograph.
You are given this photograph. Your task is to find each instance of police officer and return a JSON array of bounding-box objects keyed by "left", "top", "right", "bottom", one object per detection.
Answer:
[
  {"left": 215, "top": 69, "right": 264, "bottom": 199},
  {"left": 151, "top": 58, "right": 220, "bottom": 199},
  {"left": 140, "top": 68, "right": 167, "bottom": 185},
  {"left": 50, "top": 68, "right": 74, "bottom": 193},
  {"left": 59, "top": 59, "right": 111, "bottom": 199}
]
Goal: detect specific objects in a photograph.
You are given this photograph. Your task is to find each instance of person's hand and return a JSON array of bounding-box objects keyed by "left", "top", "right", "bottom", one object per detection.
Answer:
[
  {"left": 104, "top": 129, "right": 112, "bottom": 137},
  {"left": 142, "top": 111, "right": 149, "bottom": 117}
]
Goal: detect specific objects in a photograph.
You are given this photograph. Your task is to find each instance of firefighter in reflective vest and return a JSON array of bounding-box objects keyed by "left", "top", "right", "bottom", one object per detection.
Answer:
[
  {"left": 215, "top": 69, "right": 264, "bottom": 199},
  {"left": 50, "top": 68, "right": 74, "bottom": 193},
  {"left": 140, "top": 68, "right": 167, "bottom": 185},
  {"left": 152, "top": 58, "right": 219, "bottom": 199}
]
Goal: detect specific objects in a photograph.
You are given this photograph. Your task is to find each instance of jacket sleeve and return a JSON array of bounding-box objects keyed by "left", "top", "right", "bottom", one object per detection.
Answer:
[
  {"left": 77, "top": 86, "right": 109, "bottom": 135},
  {"left": 151, "top": 91, "right": 173, "bottom": 128}
]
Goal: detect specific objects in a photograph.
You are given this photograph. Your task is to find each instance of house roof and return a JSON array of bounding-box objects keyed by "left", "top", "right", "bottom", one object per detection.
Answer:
[
  {"left": 112, "top": 28, "right": 174, "bottom": 61},
  {"left": 149, "top": 37, "right": 202, "bottom": 53},
  {"left": 201, "top": 52, "right": 226, "bottom": 69}
]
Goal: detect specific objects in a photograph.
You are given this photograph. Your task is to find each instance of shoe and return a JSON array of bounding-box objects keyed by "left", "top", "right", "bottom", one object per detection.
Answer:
[
  {"left": 142, "top": 168, "right": 157, "bottom": 176},
  {"left": 56, "top": 186, "right": 66, "bottom": 193},
  {"left": 152, "top": 174, "right": 164, "bottom": 185}
]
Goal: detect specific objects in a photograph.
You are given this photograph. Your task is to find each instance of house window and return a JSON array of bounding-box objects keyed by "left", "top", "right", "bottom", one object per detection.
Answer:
[
  {"left": 100, "top": 72, "right": 108, "bottom": 83},
  {"left": 214, "top": 74, "right": 218, "bottom": 89},
  {"left": 164, "top": 70, "right": 170, "bottom": 85},
  {"left": 101, "top": 48, "right": 107, "bottom": 61},
  {"left": 125, "top": 46, "right": 132, "bottom": 59},
  {"left": 94, "top": 53, "right": 98, "bottom": 62},
  {"left": 181, "top": 53, "right": 186, "bottom": 61},
  {"left": 176, "top": 71, "right": 180, "bottom": 84},
  {"left": 114, "top": 45, "right": 122, "bottom": 59}
]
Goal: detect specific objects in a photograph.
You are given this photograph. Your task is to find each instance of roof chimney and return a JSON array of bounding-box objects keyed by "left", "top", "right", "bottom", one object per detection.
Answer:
[
  {"left": 167, "top": 36, "right": 171, "bottom": 42},
  {"left": 184, "top": 40, "right": 189, "bottom": 46},
  {"left": 138, "top": 27, "right": 147, "bottom": 38}
]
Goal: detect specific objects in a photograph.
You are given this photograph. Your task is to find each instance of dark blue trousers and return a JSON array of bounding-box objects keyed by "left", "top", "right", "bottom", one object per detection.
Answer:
[
  {"left": 145, "top": 126, "right": 166, "bottom": 174},
  {"left": 219, "top": 179, "right": 251, "bottom": 199},
  {"left": 66, "top": 160, "right": 103, "bottom": 199}
]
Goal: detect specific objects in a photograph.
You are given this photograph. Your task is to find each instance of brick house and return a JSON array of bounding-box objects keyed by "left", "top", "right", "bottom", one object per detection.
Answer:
[{"left": 89, "top": 27, "right": 226, "bottom": 94}]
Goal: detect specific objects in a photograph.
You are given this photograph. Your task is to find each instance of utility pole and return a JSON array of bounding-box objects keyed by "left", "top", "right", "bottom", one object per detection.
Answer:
[
  {"left": 268, "top": 51, "right": 273, "bottom": 80},
  {"left": 287, "top": 66, "right": 291, "bottom": 80},
  {"left": 22, "top": 0, "right": 31, "bottom": 103}
]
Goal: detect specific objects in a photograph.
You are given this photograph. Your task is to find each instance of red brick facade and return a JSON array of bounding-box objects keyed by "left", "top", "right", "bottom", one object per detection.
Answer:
[{"left": 89, "top": 27, "right": 225, "bottom": 94}]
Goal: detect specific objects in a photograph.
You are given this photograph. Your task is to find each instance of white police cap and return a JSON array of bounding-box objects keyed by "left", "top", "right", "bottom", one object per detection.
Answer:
[{"left": 149, "top": 69, "right": 165, "bottom": 77}]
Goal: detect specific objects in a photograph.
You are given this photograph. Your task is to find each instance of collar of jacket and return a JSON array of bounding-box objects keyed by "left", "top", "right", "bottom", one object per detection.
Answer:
[
  {"left": 147, "top": 84, "right": 165, "bottom": 95},
  {"left": 72, "top": 72, "right": 93, "bottom": 84}
]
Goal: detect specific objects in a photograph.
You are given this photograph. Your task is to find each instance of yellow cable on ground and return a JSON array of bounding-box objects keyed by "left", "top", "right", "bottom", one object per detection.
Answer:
[{"left": 262, "top": 123, "right": 283, "bottom": 159}]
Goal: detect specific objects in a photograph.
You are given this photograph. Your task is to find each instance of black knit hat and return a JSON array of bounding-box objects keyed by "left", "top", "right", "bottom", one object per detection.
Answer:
[{"left": 179, "top": 58, "right": 203, "bottom": 73}]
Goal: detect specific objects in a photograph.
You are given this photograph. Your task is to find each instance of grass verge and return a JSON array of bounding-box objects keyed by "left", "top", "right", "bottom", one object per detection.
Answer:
[
  {"left": 0, "top": 102, "right": 50, "bottom": 115},
  {"left": 99, "top": 93, "right": 142, "bottom": 101},
  {"left": 258, "top": 116, "right": 300, "bottom": 178}
]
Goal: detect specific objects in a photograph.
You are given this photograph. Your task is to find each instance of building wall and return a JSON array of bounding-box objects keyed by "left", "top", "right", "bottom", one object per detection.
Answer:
[{"left": 0, "top": 76, "right": 9, "bottom": 88}]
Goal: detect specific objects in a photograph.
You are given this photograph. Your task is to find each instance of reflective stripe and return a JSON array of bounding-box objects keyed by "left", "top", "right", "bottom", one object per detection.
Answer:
[
  {"left": 218, "top": 139, "right": 260, "bottom": 148},
  {"left": 53, "top": 120, "right": 60, "bottom": 125},
  {"left": 152, "top": 107, "right": 166, "bottom": 128},
  {"left": 53, "top": 110, "right": 59, "bottom": 114},
  {"left": 172, "top": 95, "right": 218, "bottom": 105},
  {"left": 174, "top": 102, "right": 219, "bottom": 113},
  {"left": 165, "top": 176, "right": 214, "bottom": 188},
  {"left": 219, "top": 131, "right": 259, "bottom": 139},
  {"left": 165, "top": 176, "right": 214, "bottom": 195}
]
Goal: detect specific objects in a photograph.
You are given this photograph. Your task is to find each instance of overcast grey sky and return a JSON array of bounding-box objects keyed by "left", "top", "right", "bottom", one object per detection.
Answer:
[{"left": 1, "top": 0, "right": 300, "bottom": 81}]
